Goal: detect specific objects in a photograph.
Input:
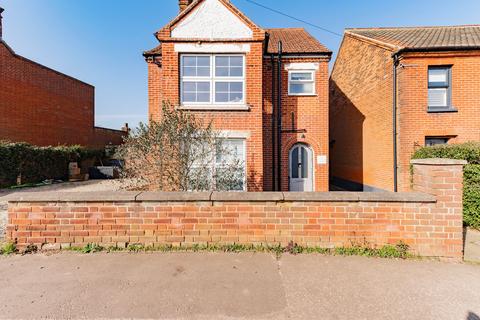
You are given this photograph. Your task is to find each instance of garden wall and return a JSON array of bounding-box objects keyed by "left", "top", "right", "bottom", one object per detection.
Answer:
[{"left": 5, "top": 159, "right": 466, "bottom": 259}]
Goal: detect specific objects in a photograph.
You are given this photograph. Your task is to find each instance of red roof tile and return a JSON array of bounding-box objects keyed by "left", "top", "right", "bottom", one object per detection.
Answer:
[
  {"left": 266, "top": 28, "right": 331, "bottom": 55},
  {"left": 347, "top": 25, "right": 480, "bottom": 51}
]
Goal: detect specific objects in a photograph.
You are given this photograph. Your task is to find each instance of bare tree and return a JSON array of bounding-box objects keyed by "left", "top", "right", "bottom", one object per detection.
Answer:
[{"left": 116, "top": 102, "right": 245, "bottom": 191}]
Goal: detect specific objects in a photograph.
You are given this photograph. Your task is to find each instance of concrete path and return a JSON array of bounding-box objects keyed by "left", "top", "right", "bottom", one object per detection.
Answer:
[
  {"left": 465, "top": 228, "right": 480, "bottom": 263},
  {"left": 0, "top": 253, "right": 479, "bottom": 320}
]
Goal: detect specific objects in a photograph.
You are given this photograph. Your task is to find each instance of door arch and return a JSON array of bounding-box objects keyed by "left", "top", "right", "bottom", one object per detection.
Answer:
[{"left": 289, "top": 144, "right": 314, "bottom": 192}]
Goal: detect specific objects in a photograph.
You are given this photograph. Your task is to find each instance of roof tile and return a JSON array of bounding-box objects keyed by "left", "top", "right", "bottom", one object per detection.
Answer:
[
  {"left": 347, "top": 25, "right": 480, "bottom": 51},
  {"left": 266, "top": 28, "right": 331, "bottom": 54}
]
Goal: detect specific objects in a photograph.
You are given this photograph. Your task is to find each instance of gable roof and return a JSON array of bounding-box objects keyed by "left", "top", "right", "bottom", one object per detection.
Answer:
[
  {"left": 346, "top": 25, "right": 480, "bottom": 52},
  {"left": 157, "top": 0, "right": 263, "bottom": 40},
  {"left": 266, "top": 28, "right": 331, "bottom": 55}
]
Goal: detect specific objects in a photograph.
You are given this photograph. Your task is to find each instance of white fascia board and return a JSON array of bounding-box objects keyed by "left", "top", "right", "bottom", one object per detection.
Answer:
[
  {"left": 174, "top": 43, "right": 251, "bottom": 53},
  {"left": 284, "top": 62, "right": 320, "bottom": 71}
]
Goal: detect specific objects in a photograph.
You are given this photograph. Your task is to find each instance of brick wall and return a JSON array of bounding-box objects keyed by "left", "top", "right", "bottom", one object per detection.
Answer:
[
  {"left": 6, "top": 159, "right": 466, "bottom": 259},
  {"left": 0, "top": 42, "right": 124, "bottom": 148},
  {"left": 263, "top": 57, "right": 330, "bottom": 192},
  {"left": 330, "top": 34, "right": 480, "bottom": 193},
  {"left": 397, "top": 50, "right": 480, "bottom": 191},
  {"left": 329, "top": 35, "right": 394, "bottom": 191},
  {"left": 92, "top": 127, "right": 126, "bottom": 149}
]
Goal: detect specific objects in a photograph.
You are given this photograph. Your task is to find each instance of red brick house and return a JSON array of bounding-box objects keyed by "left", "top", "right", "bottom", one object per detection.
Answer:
[
  {"left": 0, "top": 7, "right": 126, "bottom": 148},
  {"left": 144, "top": 0, "right": 331, "bottom": 191},
  {"left": 330, "top": 25, "right": 480, "bottom": 192}
]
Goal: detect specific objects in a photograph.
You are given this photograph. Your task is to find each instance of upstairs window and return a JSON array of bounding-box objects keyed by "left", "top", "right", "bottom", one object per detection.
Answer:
[
  {"left": 288, "top": 71, "right": 316, "bottom": 95},
  {"left": 181, "top": 55, "right": 245, "bottom": 105},
  {"left": 428, "top": 66, "right": 452, "bottom": 111}
]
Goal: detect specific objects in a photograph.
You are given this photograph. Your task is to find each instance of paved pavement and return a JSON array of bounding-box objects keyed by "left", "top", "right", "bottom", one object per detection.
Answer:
[
  {"left": 0, "top": 252, "right": 479, "bottom": 320},
  {"left": 465, "top": 228, "right": 480, "bottom": 263}
]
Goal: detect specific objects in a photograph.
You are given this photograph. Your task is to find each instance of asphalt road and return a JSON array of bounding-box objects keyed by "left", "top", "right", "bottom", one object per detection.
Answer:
[{"left": 0, "top": 252, "right": 479, "bottom": 320}]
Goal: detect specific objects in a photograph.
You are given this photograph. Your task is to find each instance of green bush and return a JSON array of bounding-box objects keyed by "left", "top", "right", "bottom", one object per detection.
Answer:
[
  {"left": 0, "top": 142, "right": 103, "bottom": 188},
  {"left": 412, "top": 142, "right": 480, "bottom": 229}
]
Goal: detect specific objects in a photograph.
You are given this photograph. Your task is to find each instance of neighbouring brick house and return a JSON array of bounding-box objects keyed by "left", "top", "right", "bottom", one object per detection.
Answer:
[
  {"left": 330, "top": 25, "right": 480, "bottom": 192},
  {"left": 0, "top": 8, "right": 126, "bottom": 148},
  {"left": 144, "top": 0, "right": 331, "bottom": 192}
]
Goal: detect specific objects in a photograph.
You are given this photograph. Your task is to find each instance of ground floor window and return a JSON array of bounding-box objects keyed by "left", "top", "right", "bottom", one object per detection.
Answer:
[
  {"left": 425, "top": 137, "right": 450, "bottom": 146},
  {"left": 190, "top": 138, "right": 246, "bottom": 191}
]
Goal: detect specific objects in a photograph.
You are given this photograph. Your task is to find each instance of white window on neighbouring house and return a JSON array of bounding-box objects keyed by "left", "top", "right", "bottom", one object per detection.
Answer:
[
  {"left": 181, "top": 54, "right": 245, "bottom": 105},
  {"left": 288, "top": 70, "right": 316, "bottom": 95},
  {"left": 428, "top": 66, "right": 452, "bottom": 111}
]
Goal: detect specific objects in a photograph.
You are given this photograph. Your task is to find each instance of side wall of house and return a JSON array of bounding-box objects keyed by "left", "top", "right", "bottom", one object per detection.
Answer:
[
  {"left": 0, "top": 42, "right": 96, "bottom": 147},
  {"left": 263, "top": 57, "right": 330, "bottom": 192},
  {"left": 329, "top": 35, "right": 394, "bottom": 191},
  {"left": 397, "top": 51, "right": 480, "bottom": 191}
]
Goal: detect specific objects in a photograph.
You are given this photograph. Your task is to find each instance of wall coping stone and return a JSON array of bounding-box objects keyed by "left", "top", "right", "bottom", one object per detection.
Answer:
[
  {"left": 411, "top": 158, "right": 468, "bottom": 165},
  {"left": 136, "top": 192, "right": 212, "bottom": 202},
  {"left": 6, "top": 191, "right": 437, "bottom": 203},
  {"left": 3, "top": 191, "right": 141, "bottom": 202},
  {"left": 211, "top": 192, "right": 284, "bottom": 202}
]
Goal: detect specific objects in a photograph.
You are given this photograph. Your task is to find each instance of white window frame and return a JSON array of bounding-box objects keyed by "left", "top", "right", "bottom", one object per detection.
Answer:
[
  {"left": 288, "top": 70, "right": 316, "bottom": 96},
  {"left": 215, "top": 138, "right": 247, "bottom": 191},
  {"left": 180, "top": 54, "right": 246, "bottom": 106}
]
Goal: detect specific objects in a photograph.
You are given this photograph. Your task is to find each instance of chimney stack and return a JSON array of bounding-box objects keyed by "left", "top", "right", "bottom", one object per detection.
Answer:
[
  {"left": 179, "top": 0, "right": 194, "bottom": 13},
  {"left": 0, "top": 7, "right": 4, "bottom": 40}
]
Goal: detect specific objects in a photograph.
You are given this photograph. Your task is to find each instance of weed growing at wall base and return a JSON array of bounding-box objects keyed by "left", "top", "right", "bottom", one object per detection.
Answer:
[{"left": 59, "top": 241, "right": 413, "bottom": 259}]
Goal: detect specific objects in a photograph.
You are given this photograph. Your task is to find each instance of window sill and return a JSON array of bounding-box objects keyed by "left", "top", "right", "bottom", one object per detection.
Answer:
[
  {"left": 427, "top": 107, "right": 458, "bottom": 113},
  {"left": 178, "top": 105, "right": 251, "bottom": 111},
  {"left": 288, "top": 93, "right": 317, "bottom": 97}
]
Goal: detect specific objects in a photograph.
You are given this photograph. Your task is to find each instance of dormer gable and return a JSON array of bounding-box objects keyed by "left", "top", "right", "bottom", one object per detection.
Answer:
[{"left": 156, "top": 0, "right": 264, "bottom": 41}]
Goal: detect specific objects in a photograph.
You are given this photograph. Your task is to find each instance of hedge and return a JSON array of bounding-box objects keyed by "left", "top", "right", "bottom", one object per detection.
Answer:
[
  {"left": 412, "top": 142, "right": 480, "bottom": 229},
  {"left": 0, "top": 142, "right": 103, "bottom": 188}
]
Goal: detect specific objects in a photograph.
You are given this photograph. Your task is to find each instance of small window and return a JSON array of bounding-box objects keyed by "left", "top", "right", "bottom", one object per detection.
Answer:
[
  {"left": 425, "top": 137, "right": 450, "bottom": 146},
  {"left": 428, "top": 66, "right": 452, "bottom": 111},
  {"left": 288, "top": 71, "right": 315, "bottom": 95}
]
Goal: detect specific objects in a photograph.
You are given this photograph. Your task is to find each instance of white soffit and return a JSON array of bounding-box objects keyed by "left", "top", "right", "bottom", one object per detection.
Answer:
[
  {"left": 285, "top": 63, "right": 320, "bottom": 71},
  {"left": 174, "top": 43, "right": 251, "bottom": 53},
  {"left": 171, "top": 0, "right": 253, "bottom": 40}
]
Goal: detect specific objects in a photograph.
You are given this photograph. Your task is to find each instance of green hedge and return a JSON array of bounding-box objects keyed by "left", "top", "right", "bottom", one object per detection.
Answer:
[
  {"left": 0, "top": 142, "right": 103, "bottom": 188},
  {"left": 412, "top": 142, "right": 480, "bottom": 229}
]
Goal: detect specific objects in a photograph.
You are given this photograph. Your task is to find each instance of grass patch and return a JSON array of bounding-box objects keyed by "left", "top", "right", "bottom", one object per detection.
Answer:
[
  {"left": 59, "top": 241, "right": 413, "bottom": 259},
  {"left": 0, "top": 242, "right": 17, "bottom": 255}
]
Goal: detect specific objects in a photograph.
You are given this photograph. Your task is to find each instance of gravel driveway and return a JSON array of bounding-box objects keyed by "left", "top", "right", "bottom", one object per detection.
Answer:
[{"left": 0, "top": 180, "right": 121, "bottom": 240}]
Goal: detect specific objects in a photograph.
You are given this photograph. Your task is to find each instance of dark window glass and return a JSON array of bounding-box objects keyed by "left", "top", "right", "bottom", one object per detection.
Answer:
[
  {"left": 425, "top": 137, "right": 450, "bottom": 146},
  {"left": 428, "top": 66, "right": 451, "bottom": 110}
]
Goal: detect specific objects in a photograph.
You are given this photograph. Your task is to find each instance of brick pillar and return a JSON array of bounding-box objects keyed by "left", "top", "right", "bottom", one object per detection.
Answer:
[{"left": 411, "top": 158, "right": 467, "bottom": 259}]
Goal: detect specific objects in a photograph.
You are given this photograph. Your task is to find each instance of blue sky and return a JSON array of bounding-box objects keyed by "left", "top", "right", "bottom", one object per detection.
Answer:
[{"left": 2, "top": 0, "right": 480, "bottom": 129}]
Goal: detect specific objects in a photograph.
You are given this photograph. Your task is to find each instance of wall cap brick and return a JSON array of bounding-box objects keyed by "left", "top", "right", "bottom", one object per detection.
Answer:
[
  {"left": 136, "top": 192, "right": 211, "bottom": 202},
  {"left": 4, "top": 191, "right": 141, "bottom": 202},
  {"left": 6, "top": 191, "right": 436, "bottom": 203},
  {"left": 411, "top": 158, "right": 468, "bottom": 166}
]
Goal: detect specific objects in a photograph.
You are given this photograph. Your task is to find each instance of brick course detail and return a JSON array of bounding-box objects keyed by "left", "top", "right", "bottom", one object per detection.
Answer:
[{"left": 5, "top": 159, "right": 465, "bottom": 259}]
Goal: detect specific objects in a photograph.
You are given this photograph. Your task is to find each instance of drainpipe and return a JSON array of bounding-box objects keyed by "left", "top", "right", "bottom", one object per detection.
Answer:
[
  {"left": 277, "top": 41, "right": 283, "bottom": 191},
  {"left": 271, "top": 53, "right": 276, "bottom": 191},
  {"left": 392, "top": 53, "right": 400, "bottom": 192}
]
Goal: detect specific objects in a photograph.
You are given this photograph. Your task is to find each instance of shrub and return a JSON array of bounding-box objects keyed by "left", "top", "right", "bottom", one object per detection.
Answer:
[
  {"left": 412, "top": 142, "right": 480, "bottom": 229},
  {"left": 0, "top": 142, "right": 103, "bottom": 188},
  {"left": 116, "top": 102, "right": 244, "bottom": 191}
]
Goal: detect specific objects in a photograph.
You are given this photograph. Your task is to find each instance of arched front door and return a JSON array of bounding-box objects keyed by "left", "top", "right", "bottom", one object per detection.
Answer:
[{"left": 289, "top": 144, "right": 314, "bottom": 192}]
